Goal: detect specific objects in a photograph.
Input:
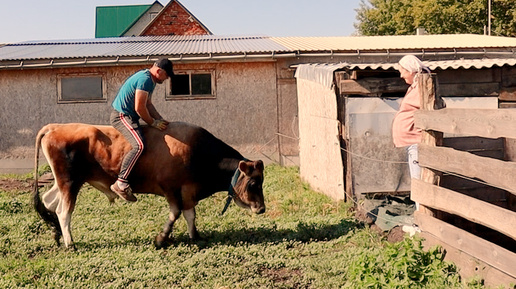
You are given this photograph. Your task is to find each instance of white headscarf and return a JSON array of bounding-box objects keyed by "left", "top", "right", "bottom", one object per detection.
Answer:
[{"left": 397, "top": 55, "right": 430, "bottom": 74}]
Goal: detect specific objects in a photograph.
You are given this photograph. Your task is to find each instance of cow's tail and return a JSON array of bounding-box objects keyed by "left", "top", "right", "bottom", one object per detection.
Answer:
[{"left": 33, "top": 125, "right": 62, "bottom": 240}]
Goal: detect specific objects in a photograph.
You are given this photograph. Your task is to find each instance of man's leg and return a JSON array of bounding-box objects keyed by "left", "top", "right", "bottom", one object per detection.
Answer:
[{"left": 110, "top": 111, "right": 144, "bottom": 202}]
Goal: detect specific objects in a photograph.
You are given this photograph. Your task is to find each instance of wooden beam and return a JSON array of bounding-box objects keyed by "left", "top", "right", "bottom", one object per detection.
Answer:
[
  {"left": 438, "top": 83, "right": 499, "bottom": 97},
  {"left": 417, "top": 73, "right": 443, "bottom": 217},
  {"left": 339, "top": 77, "right": 407, "bottom": 95},
  {"left": 415, "top": 211, "right": 516, "bottom": 279},
  {"left": 418, "top": 144, "right": 516, "bottom": 196},
  {"left": 412, "top": 179, "right": 516, "bottom": 240},
  {"left": 415, "top": 108, "right": 516, "bottom": 139},
  {"left": 499, "top": 87, "right": 516, "bottom": 101}
]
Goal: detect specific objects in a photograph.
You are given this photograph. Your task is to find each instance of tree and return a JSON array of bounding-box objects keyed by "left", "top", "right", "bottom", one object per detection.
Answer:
[{"left": 355, "top": 0, "right": 516, "bottom": 37}]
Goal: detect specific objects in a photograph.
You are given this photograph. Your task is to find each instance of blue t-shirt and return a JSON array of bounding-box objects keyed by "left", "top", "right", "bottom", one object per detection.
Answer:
[{"left": 112, "top": 69, "right": 156, "bottom": 118}]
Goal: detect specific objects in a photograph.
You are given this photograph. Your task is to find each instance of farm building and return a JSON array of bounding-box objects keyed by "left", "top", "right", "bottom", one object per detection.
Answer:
[
  {"left": 1, "top": 0, "right": 516, "bottom": 285},
  {"left": 2, "top": 34, "right": 516, "bottom": 180}
]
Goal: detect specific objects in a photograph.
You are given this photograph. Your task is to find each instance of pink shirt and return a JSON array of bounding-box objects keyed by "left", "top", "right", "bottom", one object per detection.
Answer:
[{"left": 392, "top": 83, "right": 422, "bottom": 147}]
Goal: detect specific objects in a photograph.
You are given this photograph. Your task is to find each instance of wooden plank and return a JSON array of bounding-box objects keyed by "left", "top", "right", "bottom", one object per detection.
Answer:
[
  {"left": 442, "top": 136, "right": 504, "bottom": 152},
  {"left": 499, "top": 87, "right": 516, "bottom": 101},
  {"left": 415, "top": 108, "right": 516, "bottom": 139},
  {"left": 412, "top": 179, "right": 516, "bottom": 240},
  {"left": 418, "top": 144, "right": 516, "bottom": 196},
  {"left": 415, "top": 211, "right": 516, "bottom": 279},
  {"left": 438, "top": 83, "right": 500, "bottom": 97},
  {"left": 499, "top": 102, "right": 516, "bottom": 109},
  {"left": 417, "top": 73, "right": 443, "bottom": 217},
  {"left": 420, "top": 231, "right": 516, "bottom": 287},
  {"left": 339, "top": 77, "right": 407, "bottom": 95},
  {"left": 502, "top": 66, "right": 516, "bottom": 87},
  {"left": 437, "top": 68, "right": 500, "bottom": 84}
]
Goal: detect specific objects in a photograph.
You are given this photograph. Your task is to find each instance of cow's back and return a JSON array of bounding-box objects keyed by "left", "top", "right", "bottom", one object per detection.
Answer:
[
  {"left": 133, "top": 122, "right": 243, "bottom": 195},
  {"left": 39, "top": 122, "right": 241, "bottom": 198}
]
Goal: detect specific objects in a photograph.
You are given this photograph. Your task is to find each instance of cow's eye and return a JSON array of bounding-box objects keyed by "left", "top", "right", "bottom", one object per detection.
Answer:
[{"left": 246, "top": 179, "right": 262, "bottom": 191}]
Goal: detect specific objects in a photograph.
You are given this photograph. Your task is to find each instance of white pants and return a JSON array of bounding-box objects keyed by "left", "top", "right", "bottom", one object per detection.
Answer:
[
  {"left": 407, "top": 144, "right": 421, "bottom": 210},
  {"left": 407, "top": 144, "right": 421, "bottom": 180}
]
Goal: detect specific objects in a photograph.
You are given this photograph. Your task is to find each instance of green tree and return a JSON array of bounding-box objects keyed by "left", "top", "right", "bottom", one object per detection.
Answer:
[{"left": 355, "top": 0, "right": 516, "bottom": 36}]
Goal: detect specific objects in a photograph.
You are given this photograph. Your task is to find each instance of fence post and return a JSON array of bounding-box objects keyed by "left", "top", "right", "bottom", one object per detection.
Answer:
[{"left": 418, "top": 73, "right": 444, "bottom": 216}]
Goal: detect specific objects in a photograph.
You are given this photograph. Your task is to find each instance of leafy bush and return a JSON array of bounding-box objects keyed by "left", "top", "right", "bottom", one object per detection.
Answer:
[{"left": 344, "top": 237, "right": 461, "bottom": 288}]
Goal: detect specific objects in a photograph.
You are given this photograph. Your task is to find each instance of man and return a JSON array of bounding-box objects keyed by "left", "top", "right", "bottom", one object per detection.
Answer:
[{"left": 110, "top": 58, "right": 174, "bottom": 202}]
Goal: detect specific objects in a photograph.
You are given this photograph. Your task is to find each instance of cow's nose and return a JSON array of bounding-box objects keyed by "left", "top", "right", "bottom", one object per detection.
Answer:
[{"left": 255, "top": 206, "right": 265, "bottom": 214}]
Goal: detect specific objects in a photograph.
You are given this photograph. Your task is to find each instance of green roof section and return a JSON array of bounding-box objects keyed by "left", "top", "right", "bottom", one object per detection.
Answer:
[{"left": 95, "top": 4, "right": 153, "bottom": 38}]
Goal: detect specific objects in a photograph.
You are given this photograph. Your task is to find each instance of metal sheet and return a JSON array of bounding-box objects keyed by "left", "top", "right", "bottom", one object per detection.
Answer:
[
  {"left": 272, "top": 34, "right": 516, "bottom": 51},
  {"left": 294, "top": 63, "right": 347, "bottom": 89},
  {"left": 345, "top": 96, "right": 499, "bottom": 194}
]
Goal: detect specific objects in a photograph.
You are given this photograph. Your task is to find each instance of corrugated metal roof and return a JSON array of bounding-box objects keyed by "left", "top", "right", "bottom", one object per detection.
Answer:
[
  {"left": 347, "top": 58, "right": 516, "bottom": 71},
  {"left": 2, "top": 34, "right": 516, "bottom": 68},
  {"left": 271, "top": 34, "right": 516, "bottom": 51},
  {"left": 95, "top": 4, "right": 154, "bottom": 38},
  {"left": 0, "top": 36, "right": 291, "bottom": 61},
  {"left": 295, "top": 63, "right": 348, "bottom": 89}
]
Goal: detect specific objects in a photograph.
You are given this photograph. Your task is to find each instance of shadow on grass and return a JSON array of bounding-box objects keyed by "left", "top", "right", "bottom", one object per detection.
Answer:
[
  {"left": 67, "top": 219, "right": 360, "bottom": 251},
  {"left": 176, "top": 219, "right": 360, "bottom": 249}
]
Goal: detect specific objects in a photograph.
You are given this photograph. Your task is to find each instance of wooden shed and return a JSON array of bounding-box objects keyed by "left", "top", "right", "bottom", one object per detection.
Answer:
[
  {"left": 295, "top": 61, "right": 516, "bottom": 286},
  {"left": 296, "top": 58, "right": 516, "bottom": 201}
]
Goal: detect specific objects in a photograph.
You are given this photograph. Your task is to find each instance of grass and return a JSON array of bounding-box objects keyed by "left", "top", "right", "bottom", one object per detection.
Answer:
[{"left": 0, "top": 165, "right": 492, "bottom": 288}]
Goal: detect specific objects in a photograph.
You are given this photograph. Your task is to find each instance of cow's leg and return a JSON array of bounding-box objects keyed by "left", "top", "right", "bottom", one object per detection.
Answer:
[
  {"left": 54, "top": 180, "right": 81, "bottom": 249},
  {"left": 41, "top": 183, "right": 61, "bottom": 213},
  {"left": 154, "top": 200, "right": 181, "bottom": 249},
  {"left": 183, "top": 208, "right": 200, "bottom": 240},
  {"left": 40, "top": 183, "right": 62, "bottom": 245},
  {"left": 88, "top": 180, "right": 117, "bottom": 203}
]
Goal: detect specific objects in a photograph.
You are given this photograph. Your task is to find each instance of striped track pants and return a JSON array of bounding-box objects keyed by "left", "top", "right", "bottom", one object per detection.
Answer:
[{"left": 110, "top": 110, "right": 145, "bottom": 183}]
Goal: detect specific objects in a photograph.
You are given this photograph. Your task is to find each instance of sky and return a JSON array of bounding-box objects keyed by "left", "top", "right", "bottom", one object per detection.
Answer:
[{"left": 0, "top": 0, "right": 362, "bottom": 43}]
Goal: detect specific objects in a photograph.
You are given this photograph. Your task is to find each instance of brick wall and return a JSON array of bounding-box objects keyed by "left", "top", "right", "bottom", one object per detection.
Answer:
[{"left": 141, "top": 1, "right": 210, "bottom": 36}]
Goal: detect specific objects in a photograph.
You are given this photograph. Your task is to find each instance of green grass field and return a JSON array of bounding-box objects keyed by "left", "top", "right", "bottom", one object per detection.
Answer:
[{"left": 0, "top": 165, "right": 488, "bottom": 288}]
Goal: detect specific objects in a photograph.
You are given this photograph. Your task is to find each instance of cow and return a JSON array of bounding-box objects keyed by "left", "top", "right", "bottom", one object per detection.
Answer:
[{"left": 33, "top": 122, "right": 265, "bottom": 249}]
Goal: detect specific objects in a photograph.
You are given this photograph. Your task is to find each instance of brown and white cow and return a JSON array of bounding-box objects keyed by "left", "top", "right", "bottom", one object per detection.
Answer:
[{"left": 33, "top": 122, "right": 265, "bottom": 249}]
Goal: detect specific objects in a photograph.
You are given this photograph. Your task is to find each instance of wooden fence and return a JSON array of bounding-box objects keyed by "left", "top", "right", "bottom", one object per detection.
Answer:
[{"left": 412, "top": 74, "right": 516, "bottom": 286}]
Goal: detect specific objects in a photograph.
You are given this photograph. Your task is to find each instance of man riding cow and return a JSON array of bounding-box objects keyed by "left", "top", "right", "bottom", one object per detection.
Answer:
[
  {"left": 110, "top": 58, "right": 173, "bottom": 202},
  {"left": 33, "top": 59, "right": 266, "bottom": 249}
]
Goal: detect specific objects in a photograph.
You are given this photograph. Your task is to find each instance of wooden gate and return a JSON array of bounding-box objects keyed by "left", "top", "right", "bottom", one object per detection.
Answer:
[{"left": 412, "top": 74, "right": 516, "bottom": 286}]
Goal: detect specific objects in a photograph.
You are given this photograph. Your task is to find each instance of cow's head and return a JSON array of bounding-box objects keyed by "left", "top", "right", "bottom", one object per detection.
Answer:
[{"left": 233, "top": 160, "right": 266, "bottom": 214}]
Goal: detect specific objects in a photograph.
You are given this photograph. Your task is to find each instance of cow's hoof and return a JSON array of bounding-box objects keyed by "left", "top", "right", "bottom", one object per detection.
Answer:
[
  {"left": 154, "top": 233, "right": 172, "bottom": 250},
  {"left": 189, "top": 230, "right": 203, "bottom": 241}
]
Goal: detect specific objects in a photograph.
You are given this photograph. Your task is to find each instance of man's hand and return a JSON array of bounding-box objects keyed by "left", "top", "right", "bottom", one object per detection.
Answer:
[{"left": 152, "top": 119, "right": 168, "bottom": 130}]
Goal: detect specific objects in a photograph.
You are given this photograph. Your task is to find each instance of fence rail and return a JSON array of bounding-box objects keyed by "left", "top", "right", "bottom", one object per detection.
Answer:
[{"left": 412, "top": 74, "right": 516, "bottom": 285}]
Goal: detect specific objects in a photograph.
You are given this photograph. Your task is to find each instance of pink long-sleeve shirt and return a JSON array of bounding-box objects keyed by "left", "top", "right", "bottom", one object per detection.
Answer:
[{"left": 392, "top": 83, "right": 422, "bottom": 147}]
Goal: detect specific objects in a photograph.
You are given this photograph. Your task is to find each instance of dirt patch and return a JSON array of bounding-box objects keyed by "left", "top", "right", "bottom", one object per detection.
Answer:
[
  {"left": 0, "top": 178, "right": 33, "bottom": 192},
  {"left": 386, "top": 226, "right": 406, "bottom": 243},
  {"left": 261, "top": 267, "right": 309, "bottom": 289}
]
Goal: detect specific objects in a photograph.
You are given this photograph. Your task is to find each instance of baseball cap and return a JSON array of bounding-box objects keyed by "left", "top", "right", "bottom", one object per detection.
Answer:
[{"left": 155, "top": 58, "right": 174, "bottom": 78}]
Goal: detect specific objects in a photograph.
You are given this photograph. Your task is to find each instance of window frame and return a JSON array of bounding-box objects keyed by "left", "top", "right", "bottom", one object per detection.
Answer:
[
  {"left": 57, "top": 73, "right": 107, "bottom": 104},
  {"left": 166, "top": 69, "right": 216, "bottom": 100}
]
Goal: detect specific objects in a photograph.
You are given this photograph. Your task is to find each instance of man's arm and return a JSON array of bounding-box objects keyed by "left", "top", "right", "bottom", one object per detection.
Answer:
[{"left": 134, "top": 89, "right": 154, "bottom": 125}]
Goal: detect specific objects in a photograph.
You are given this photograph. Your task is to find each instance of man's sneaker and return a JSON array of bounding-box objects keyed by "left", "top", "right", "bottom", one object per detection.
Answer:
[{"left": 110, "top": 182, "right": 137, "bottom": 202}]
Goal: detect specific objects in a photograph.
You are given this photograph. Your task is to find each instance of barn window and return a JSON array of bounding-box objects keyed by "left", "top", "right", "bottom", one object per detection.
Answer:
[
  {"left": 166, "top": 70, "right": 215, "bottom": 100},
  {"left": 57, "top": 74, "right": 106, "bottom": 103}
]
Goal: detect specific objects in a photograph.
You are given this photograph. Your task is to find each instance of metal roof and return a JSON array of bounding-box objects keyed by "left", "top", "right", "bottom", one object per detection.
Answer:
[
  {"left": 347, "top": 58, "right": 516, "bottom": 71},
  {"left": 95, "top": 4, "right": 155, "bottom": 38},
  {"left": 0, "top": 36, "right": 291, "bottom": 61},
  {"left": 2, "top": 34, "right": 516, "bottom": 69},
  {"left": 271, "top": 34, "right": 516, "bottom": 51}
]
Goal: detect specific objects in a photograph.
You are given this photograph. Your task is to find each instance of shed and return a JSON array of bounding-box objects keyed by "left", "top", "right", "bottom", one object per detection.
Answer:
[{"left": 295, "top": 58, "right": 516, "bottom": 201}]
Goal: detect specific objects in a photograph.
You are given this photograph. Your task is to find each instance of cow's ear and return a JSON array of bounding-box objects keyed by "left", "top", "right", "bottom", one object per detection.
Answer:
[
  {"left": 255, "top": 160, "right": 264, "bottom": 173},
  {"left": 239, "top": 161, "right": 252, "bottom": 176}
]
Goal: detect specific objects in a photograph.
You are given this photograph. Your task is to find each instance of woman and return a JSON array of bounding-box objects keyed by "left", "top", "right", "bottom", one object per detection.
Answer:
[{"left": 392, "top": 55, "right": 431, "bottom": 180}]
